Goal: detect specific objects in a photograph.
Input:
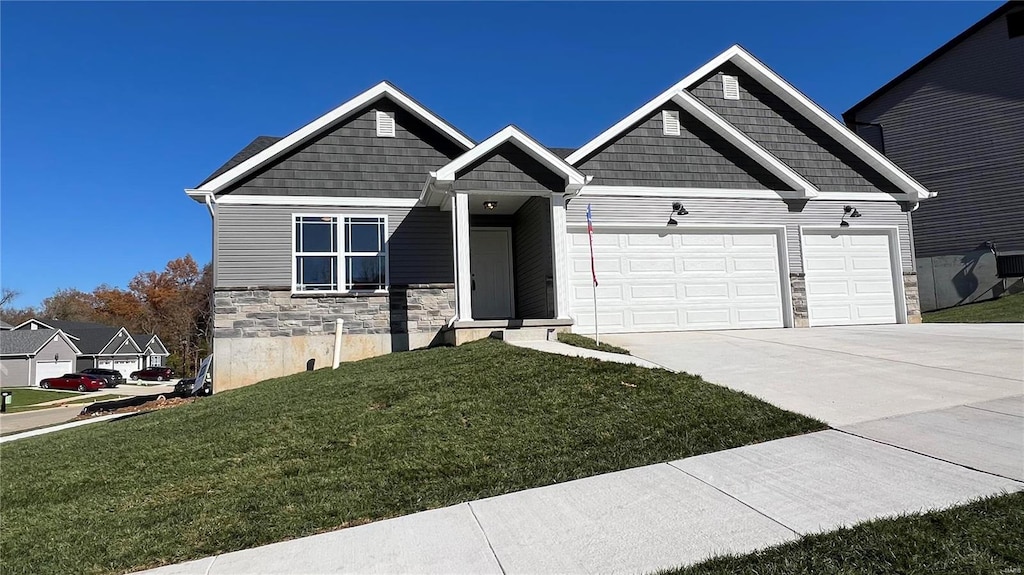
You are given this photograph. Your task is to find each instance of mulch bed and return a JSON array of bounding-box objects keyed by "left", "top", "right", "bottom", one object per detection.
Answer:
[{"left": 76, "top": 396, "right": 196, "bottom": 418}]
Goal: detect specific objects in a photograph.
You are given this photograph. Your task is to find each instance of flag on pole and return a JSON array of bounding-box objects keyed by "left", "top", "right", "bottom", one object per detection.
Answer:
[{"left": 586, "top": 204, "right": 598, "bottom": 287}]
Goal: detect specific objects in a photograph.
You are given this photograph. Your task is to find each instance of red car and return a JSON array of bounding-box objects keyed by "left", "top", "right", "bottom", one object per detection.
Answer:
[
  {"left": 129, "top": 367, "right": 175, "bottom": 382},
  {"left": 39, "top": 373, "right": 106, "bottom": 392}
]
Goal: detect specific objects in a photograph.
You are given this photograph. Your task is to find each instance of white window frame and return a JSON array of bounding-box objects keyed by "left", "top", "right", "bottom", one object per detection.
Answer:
[{"left": 292, "top": 213, "right": 390, "bottom": 294}]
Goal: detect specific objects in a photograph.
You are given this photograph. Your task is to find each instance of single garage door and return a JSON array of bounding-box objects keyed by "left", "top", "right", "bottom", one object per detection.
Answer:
[
  {"left": 569, "top": 229, "right": 785, "bottom": 333},
  {"left": 802, "top": 230, "right": 898, "bottom": 326},
  {"left": 35, "top": 360, "right": 73, "bottom": 386},
  {"left": 113, "top": 359, "right": 138, "bottom": 380}
]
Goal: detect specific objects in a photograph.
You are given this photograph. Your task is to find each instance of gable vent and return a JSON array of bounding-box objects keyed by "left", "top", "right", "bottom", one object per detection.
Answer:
[
  {"left": 376, "top": 110, "right": 396, "bottom": 137},
  {"left": 662, "top": 110, "right": 681, "bottom": 136},
  {"left": 722, "top": 75, "right": 740, "bottom": 100}
]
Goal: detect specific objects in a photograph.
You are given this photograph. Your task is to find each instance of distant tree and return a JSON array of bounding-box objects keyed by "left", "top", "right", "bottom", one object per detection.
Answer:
[
  {"left": 0, "top": 288, "right": 36, "bottom": 325},
  {"left": 41, "top": 288, "right": 98, "bottom": 322},
  {"left": 1, "top": 288, "right": 18, "bottom": 308}
]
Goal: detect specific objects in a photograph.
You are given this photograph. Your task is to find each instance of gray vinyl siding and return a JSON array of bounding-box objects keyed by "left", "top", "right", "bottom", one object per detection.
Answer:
[
  {"left": 691, "top": 66, "right": 902, "bottom": 195},
  {"left": 0, "top": 357, "right": 31, "bottom": 387},
  {"left": 849, "top": 15, "right": 1024, "bottom": 257},
  {"left": 224, "top": 98, "right": 464, "bottom": 199},
  {"left": 513, "top": 197, "right": 553, "bottom": 318},
  {"left": 100, "top": 332, "right": 127, "bottom": 355},
  {"left": 38, "top": 336, "right": 77, "bottom": 367},
  {"left": 566, "top": 196, "right": 913, "bottom": 274},
  {"left": 575, "top": 103, "right": 790, "bottom": 190},
  {"left": 215, "top": 204, "right": 453, "bottom": 288},
  {"left": 454, "top": 143, "right": 564, "bottom": 193}
]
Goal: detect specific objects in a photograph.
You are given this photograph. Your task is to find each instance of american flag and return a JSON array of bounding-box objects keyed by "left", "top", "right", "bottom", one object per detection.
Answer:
[{"left": 586, "top": 204, "right": 598, "bottom": 287}]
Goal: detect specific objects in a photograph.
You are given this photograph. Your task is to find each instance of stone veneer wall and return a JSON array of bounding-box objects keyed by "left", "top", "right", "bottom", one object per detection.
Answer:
[
  {"left": 214, "top": 285, "right": 455, "bottom": 339},
  {"left": 904, "top": 272, "right": 922, "bottom": 323},
  {"left": 789, "top": 273, "right": 809, "bottom": 327}
]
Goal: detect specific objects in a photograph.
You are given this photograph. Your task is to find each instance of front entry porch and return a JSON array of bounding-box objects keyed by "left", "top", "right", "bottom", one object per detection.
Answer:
[{"left": 419, "top": 126, "right": 588, "bottom": 344}]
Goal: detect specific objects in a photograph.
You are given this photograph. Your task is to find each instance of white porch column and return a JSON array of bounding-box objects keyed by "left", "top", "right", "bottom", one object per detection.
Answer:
[
  {"left": 550, "top": 193, "right": 572, "bottom": 320},
  {"left": 454, "top": 191, "right": 474, "bottom": 321}
]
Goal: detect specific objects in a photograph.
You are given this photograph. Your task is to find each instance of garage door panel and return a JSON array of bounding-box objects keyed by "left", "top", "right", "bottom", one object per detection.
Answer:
[
  {"left": 36, "top": 361, "right": 73, "bottom": 386},
  {"left": 571, "top": 230, "right": 785, "bottom": 333},
  {"left": 804, "top": 231, "right": 898, "bottom": 327}
]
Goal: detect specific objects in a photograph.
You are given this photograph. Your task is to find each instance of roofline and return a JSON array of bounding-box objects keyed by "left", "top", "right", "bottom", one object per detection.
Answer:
[
  {"left": 17, "top": 329, "right": 83, "bottom": 357},
  {"left": 192, "top": 81, "right": 475, "bottom": 195},
  {"left": 843, "top": 2, "right": 1017, "bottom": 123},
  {"left": 433, "top": 125, "right": 588, "bottom": 189}
]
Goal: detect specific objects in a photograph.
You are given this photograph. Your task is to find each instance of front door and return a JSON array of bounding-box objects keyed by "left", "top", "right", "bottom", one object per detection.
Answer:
[{"left": 470, "top": 228, "right": 514, "bottom": 319}]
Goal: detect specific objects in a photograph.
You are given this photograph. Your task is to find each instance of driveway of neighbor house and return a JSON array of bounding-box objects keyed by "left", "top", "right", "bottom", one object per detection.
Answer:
[{"left": 604, "top": 323, "right": 1023, "bottom": 427}]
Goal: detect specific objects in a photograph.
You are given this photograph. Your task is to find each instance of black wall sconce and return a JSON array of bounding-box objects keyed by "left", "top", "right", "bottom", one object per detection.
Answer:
[
  {"left": 840, "top": 205, "right": 861, "bottom": 227},
  {"left": 667, "top": 201, "right": 689, "bottom": 226}
]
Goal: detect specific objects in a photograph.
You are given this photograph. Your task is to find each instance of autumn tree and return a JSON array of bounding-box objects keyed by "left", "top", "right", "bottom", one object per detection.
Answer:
[
  {"left": 0, "top": 288, "right": 37, "bottom": 325},
  {"left": 41, "top": 288, "right": 99, "bottom": 322}
]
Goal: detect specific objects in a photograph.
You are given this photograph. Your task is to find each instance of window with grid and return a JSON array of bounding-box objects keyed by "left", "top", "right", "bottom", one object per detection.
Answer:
[{"left": 294, "top": 215, "right": 387, "bottom": 292}]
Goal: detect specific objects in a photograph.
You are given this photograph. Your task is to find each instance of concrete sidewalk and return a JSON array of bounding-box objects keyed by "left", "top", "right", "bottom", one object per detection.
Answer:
[{"left": 138, "top": 429, "right": 1022, "bottom": 575}]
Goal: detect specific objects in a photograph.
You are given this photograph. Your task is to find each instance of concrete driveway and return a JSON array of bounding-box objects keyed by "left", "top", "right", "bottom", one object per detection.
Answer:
[{"left": 605, "top": 323, "right": 1023, "bottom": 426}]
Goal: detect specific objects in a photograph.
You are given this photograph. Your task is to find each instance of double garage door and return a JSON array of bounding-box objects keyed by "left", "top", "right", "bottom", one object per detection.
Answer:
[
  {"left": 99, "top": 359, "right": 139, "bottom": 380},
  {"left": 568, "top": 228, "right": 899, "bottom": 333}
]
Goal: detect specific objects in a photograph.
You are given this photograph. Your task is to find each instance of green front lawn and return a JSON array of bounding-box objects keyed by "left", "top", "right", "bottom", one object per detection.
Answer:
[
  {"left": 923, "top": 291, "right": 1024, "bottom": 323},
  {"left": 0, "top": 388, "right": 79, "bottom": 411},
  {"left": 669, "top": 491, "right": 1024, "bottom": 574},
  {"left": 0, "top": 339, "right": 824, "bottom": 575},
  {"left": 558, "top": 332, "right": 631, "bottom": 355}
]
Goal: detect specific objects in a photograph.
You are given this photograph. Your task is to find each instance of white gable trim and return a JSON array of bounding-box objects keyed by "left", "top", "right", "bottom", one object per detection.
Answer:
[
  {"left": 32, "top": 330, "right": 83, "bottom": 357},
  {"left": 567, "top": 45, "right": 933, "bottom": 202},
  {"left": 434, "top": 126, "right": 588, "bottom": 191},
  {"left": 195, "top": 82, "right": 475, "bottom": 195},
  {"left": 186, "top": 191, "right": 419, "bottom": 208}
]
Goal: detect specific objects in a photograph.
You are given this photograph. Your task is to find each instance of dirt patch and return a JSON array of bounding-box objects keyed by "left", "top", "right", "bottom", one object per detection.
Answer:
[{"left": 76, "top": 395, "right": 196, "bottom": 418}]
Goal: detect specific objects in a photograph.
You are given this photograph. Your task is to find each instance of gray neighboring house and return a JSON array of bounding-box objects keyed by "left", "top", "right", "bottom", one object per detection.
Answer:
[
  {"left": 0, "top": 329, "right": 81, "bottom": 387},
  {"left": 0, "top": 320, "right": 13, "bottom": 330},
  {"left": 844, "top": 1, "right": 1024, "bottom": 311},
  {"left": 13, "top": 319, "right": 169, "bottom": 379},
  {"left": 188, "top": 45, "right": 935, "bottom": 391}
]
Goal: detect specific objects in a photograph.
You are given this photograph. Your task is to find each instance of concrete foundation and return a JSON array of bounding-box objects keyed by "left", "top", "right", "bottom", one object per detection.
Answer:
[{"left": 917, "top": 249, "right": 1024, "bottom": 312}]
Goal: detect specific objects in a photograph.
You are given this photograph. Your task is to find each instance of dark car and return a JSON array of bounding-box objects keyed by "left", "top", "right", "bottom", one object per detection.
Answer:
[
  {"left": 129, "top": 367, "right": 175, "bottom": 382},
  {"left": 80, "top": 368, "right": 125, "bottom": 388},
  {"left": 40, "top": 373, "right": 106, "bottom": 392},
  {"left": 174, "top": 376, "right": 212, "bottom": 397}
]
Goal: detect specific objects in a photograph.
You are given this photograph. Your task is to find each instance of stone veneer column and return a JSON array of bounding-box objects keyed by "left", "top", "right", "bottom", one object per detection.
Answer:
[
  {"left": 904, "top": 272, "right": 922, "bottom": 324},
  {"left": 789, "top": 273, "right": 809, "bottom": 328}
]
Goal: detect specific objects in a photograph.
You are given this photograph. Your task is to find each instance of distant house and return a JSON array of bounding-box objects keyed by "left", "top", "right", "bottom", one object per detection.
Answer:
[
  {"left": 844, "top": 2, "right": 1024, "bottom": 310},
  {"left": 12, "top": 319, "right": 169, "bottom": 380},
  {"left": 0, "top": 329, "right": 81, "bottom": 388},
  {"left": 0, "top": 320, "right": 12, "bottom": 330}
]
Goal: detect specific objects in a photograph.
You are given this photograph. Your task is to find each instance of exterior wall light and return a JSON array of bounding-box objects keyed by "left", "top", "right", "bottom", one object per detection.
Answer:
[
  {"left": 840, "top": 205, "right": 862, "bottom": 228},
  {"left": 483, "top": 201, "right": 498, "bottom": 210},
  {"left": 668, "top": 201, "right": 688, "bottom": 226}
]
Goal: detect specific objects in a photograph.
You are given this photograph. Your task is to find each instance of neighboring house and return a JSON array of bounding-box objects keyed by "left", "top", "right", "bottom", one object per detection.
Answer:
[
  {"left": 13, "top": 319, "right": 169, "bottom": 379},
  {"left": 0, "top": 320, "right": 13, "bottom": 330},
  {"left": 844, "top": 2, "right": 1024, "bottom": 311},
  {"left": 187, "top": 45, "right": 934, "bottom": 391},
  {"left": 0, "top": 329, "right": 81, "bottom": 388}
]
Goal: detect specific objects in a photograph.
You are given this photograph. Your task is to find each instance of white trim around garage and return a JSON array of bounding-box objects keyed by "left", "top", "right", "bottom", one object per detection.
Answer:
[
  {"left": 798, "top": 225, "right": 908, "bottom": 326},
  {"left": 579, "top": 185, "right": 911, "bottom": 202}
]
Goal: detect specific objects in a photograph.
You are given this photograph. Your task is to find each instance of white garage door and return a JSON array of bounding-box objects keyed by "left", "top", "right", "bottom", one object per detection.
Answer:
[
  {"left": 36, "top": 360, "right": 73, "bottom": 386},
  {"left": 98, "top": 359, "right": 113, "bottom": 370},
  {"left": 569, "top": 229, "right": 785, "bottom": 333},
  {"left": 113, "top": 359, "right": 138, "bottom": 379},
  {"left": 803, "top": 230, "right": 898, "bottom": 326}
]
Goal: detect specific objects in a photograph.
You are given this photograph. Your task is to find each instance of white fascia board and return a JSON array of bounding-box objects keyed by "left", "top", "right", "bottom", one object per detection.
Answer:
[
  {"left": 722, "top": 47, "right": 933, "bottom": 202},
  {"left": 579, "top": 185, "right": 909, "bottom": 202},
  {"left": 58, "top": 330, "right": 83, "bottom": 355},
  {"left": 213, "top": 195, "right": 419, "bottom": 208},
  {"left": 13, "top": 319, "right": 56, "bottom": 331},
  {"left": 566, "top": 46, "right": 740, "bottom": 166},
  {"left": 185, "top": 189, "right": 211, "bottom": 204},
  {"left": 435, "top": 126, "right": 587, "bottom": 187},
  {"left": 195, "top": 82, "right": 474, "bottom": 195},
  {"left": 671, "top": 91, "right": 819, "bottom": 197}
]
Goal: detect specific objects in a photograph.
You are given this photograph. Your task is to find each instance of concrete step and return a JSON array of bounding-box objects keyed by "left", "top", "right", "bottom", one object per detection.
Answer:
[{"left": 489, "top": 327, "right": 556, "bottom": 343}]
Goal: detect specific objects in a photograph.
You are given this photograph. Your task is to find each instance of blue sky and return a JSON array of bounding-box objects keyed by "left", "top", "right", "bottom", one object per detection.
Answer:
[{"left": 0, "top": 1, "right": 1000, "bottom": 308}]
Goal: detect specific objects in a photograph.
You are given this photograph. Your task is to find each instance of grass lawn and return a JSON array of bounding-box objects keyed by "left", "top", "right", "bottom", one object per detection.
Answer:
[
  {"left": 923, "top": 291, "right": 1024, "bottom": 323},
  {"left": 0, "top": 339, "right": 824, "bottom": 575},
  {"left": 668, "top": 491, "right": 1024, "bottom": 574},
  {"left": 558, "top": 331, "right": 631, "bottom": 355},
  {"left": 0, "top": 388, "right": 79, "bottom": 411}
]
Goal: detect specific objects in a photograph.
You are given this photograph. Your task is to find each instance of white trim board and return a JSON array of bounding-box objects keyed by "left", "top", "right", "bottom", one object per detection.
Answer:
[
  {"left": 579, "top": 185, "right": 911, "bottom": 202},
  {"left": 190, "top": 193, "right": 420, "bottom": 208},
  {"left": 566, "top": 45, "right": 933, "bottom": 203},
  {"left": 194, "top": 82, "right": 474, "bottom": 195}
]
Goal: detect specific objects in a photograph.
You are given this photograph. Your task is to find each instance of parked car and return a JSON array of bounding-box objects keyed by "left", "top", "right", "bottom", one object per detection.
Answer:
[
  {"left": 79, "top": 368, "right": 125, "bottom": 388},
  {"left": 174, "top": 375, "right": 212, "bottom": 397},
  {"left": 129, "top": 367, "right": 175, "bottom": 382},
  {"left": 39, "top": 373, "right": 106, "bottom": 392}
]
